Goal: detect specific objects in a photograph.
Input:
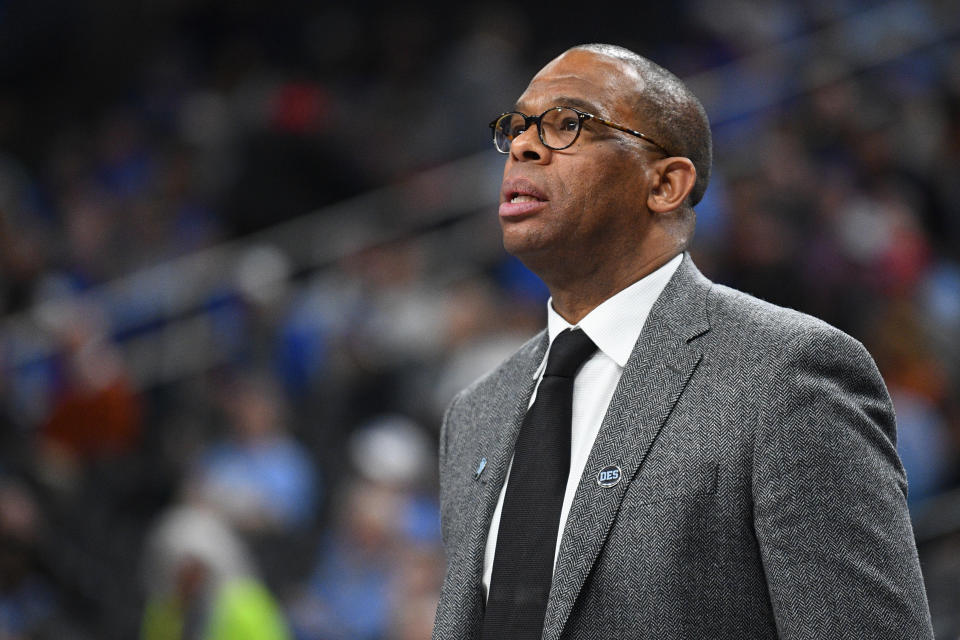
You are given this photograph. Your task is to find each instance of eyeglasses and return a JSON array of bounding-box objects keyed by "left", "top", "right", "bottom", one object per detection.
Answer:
[{"left": 489, "top": 106, "right": 670, "bottom": 155}]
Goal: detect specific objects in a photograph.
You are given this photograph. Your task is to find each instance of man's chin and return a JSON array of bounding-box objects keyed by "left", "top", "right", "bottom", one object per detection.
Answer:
[
  {"left": 501, "top": 233, "right": 543, "bottom": 260},
  {"left": 501, "top": 233, "right": 556, "bottom": 272}
]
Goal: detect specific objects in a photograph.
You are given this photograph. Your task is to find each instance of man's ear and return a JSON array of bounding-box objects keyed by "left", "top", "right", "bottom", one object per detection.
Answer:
[{"left": 647, "top": 157, "right": 697, "bottom": 213}]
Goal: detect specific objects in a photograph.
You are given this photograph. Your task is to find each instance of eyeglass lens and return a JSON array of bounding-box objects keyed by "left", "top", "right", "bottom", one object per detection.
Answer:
[{"left": 494, "top": 107, "right": 582, "bottom": 152}]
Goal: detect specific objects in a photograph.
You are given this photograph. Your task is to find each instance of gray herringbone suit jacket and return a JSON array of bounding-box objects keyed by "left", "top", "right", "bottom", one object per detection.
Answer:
[{"left": 433, "top": 255, "right": 933, "bottom": 640}]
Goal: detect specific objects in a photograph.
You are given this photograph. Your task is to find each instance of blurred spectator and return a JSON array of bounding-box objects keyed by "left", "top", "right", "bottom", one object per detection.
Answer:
[
  {"left": 864, "top": 302, "right": 957, "bottom": 505},
  {"left": 429, "top": 273, "right": 541, "bottom": 418},
  {"left": 185, "top": 372, "right": 318, "bottom": 533},
  {"left": 384, "top": 549, "right": 443, "bottom": 640},
  {"left": 287, "top": 414, "right": 441, "bottom": 640},
  {"left": 0, "top": 153, "right": 52, "bottom": 315},
  {"left": 35, "top": 299, "right": 142, "bottom": 491},
  {"left": 140, "top": 504, "right": 291, "bottom": 640},
  {"left": 342, "top": 241, "right": 447, "bottom": 372},
  {"left": 287, "top": 477, "right": 443, "bottom": 640},
  {"left": 346, "top": 414, "right": 434, "bottom": 489},
  {"left": 0, "top": 478, "right": 80, "bottom": 639},
  {"left": 287, "top": 479, "right": 403, "bottom": 640}
]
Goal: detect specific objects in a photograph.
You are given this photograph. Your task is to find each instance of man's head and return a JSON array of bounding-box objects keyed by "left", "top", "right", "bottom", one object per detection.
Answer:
[{"left": 494, "top": 44, "right": 711, "bottom": 294}]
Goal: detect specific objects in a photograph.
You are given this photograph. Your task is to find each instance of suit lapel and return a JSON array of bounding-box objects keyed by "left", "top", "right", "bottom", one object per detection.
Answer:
[
  {"left": 452, "top": 331, "right": 548, "bottom": 637},
  {"left": 542, "top": 256, "right": 712, "bottom": 640}
]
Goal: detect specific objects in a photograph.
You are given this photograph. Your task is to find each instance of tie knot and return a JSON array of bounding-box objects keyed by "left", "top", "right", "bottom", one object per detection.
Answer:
[{"left": 544, "top": 329, "right": 597, "bottom": 378}]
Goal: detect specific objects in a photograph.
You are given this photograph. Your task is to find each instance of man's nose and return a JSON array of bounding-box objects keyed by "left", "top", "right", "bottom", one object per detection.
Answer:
[{"left": 509, "top": 125, "right": 551, "bottom": 163}]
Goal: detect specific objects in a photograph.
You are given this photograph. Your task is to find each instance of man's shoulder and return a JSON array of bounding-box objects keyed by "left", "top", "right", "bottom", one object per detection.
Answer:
[
  {"left": 705, "top": 281, "right": 868, "bottom": 361},
  {"left": 663, "top": 255, "right": 858, "bottom": 353}
]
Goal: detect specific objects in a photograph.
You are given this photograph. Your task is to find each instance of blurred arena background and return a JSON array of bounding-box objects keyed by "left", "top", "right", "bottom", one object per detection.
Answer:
[{"left": 1, "top": 0, "right": 959, "bottom": 637}]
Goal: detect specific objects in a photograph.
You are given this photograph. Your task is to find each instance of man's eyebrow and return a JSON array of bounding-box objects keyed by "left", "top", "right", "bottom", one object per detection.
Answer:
[
  {"left": 554, "top": 96, "right": 603, "bottom": 114},
  {"left": 513, "top": 96, "right": 604, "bottom": 116}
]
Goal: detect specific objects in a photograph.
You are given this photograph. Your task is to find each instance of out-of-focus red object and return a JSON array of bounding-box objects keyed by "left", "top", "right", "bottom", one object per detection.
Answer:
[{"left": 41, "top": 373, "right": 142, "bottom": 459}]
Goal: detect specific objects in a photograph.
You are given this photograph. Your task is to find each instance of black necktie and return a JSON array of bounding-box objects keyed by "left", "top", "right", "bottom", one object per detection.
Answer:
[{"left": 482, "top": 328, "right": 598, "bottom": 640}]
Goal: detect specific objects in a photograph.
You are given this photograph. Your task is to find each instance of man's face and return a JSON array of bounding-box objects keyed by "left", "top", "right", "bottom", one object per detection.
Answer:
[{"left": 498, "top": 49, "right": 655, "bottom": 276}]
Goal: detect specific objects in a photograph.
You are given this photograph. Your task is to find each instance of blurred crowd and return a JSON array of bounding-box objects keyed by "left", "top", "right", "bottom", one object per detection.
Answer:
[{"left": 1, "top": 0, "right": 960, "bottom": 638}]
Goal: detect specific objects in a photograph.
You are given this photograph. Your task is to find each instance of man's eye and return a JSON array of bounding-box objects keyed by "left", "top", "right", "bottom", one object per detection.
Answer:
[
  {"left": 510, "top": 124, "right": 527, "bottom": 137},
  {"left": 559, "top": 117, "right": 579, "bottom": 132}
]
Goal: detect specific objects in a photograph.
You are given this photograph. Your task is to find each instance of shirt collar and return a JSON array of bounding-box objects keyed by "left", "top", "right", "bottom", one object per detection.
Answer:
[{"left": 535, "top": 253, "right": 684, "bottom": 378}]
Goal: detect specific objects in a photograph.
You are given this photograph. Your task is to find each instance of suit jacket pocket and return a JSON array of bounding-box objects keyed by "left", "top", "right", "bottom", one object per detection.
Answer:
[{"left": 628, "top": 461, "right": 718, "bottom": 506}]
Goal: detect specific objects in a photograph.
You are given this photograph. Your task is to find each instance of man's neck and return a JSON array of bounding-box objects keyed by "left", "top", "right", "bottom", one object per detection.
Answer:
[{"left": 547, "top": 250, "right": 682, "bottom": 324}]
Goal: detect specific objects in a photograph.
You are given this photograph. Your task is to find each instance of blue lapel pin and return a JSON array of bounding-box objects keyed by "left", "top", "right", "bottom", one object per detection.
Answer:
[{"left": 474, "top": 457, "right": 487, "bottom": 480}]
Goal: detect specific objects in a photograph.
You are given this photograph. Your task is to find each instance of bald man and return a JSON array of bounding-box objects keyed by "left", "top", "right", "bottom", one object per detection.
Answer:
[{"left": 432, "top": 44, "right": 933, "bottom": 640}]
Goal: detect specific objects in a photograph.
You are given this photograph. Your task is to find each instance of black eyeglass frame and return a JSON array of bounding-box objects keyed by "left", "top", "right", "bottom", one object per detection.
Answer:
[{"left": 489, "top": 106, "right": 672, "bottom": 156}]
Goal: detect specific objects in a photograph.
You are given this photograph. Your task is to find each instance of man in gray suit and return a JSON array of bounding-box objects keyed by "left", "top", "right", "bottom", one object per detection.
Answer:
[{"left": 433, "top": 43, "right": 933, "bottom": 639}]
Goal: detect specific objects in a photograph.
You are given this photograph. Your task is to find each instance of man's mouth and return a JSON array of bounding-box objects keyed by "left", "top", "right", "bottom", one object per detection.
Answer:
[
  {"left": 500, "top": 178, "right": 548, "bottom": 218},
  {"left": 501, "top": 178, "right": 547, "bottom": 204},
  {"left": 500, "top": 194, "right": 547, "bottom": 219}
]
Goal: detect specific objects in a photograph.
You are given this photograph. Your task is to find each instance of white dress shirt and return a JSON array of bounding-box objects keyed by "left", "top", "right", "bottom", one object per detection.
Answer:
[{"left": 482, "top": 253, "right": 683, "bottom": 598}]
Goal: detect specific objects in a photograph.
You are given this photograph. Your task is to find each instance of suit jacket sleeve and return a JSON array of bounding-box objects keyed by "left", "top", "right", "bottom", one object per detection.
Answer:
[{"left": 752, "top": 325, "right": 934, "bottom": 638}]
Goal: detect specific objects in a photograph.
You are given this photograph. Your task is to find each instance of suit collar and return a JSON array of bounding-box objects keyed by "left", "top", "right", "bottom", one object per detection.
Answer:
[
  {"left": 542, "top": 253, "right": 684, "bottom": 371},
  {"left": 653, "top": 252, "right": 712, "bottom": 343}
]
